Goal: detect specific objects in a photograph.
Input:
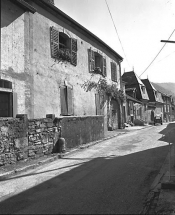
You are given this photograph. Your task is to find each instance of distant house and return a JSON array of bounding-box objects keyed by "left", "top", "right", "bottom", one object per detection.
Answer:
[
  {"left": 122, "top": 71, "right": 149, "bottom": 124},
  {"left": 1, "top": 0, "right": 124, "bottom": 134},
  {"left": 141, "top": 79, "right": 164, "bottom": 123},
  {"left": 171, "top": 98, "right": 175, "bottom": 121},
  {"left": 122, "top": 86, "right": 142, "bottom": 123},
  {"left": 161, "top": 93, "right": 173, "bottom": 122}
]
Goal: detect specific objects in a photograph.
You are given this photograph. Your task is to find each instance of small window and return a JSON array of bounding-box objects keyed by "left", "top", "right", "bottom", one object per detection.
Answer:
[
  {"left": 111, "top": 62, "right": 117, "bottom": 82},
  {"left": 88, "top": 49, "right": 106, "bottom": 77},
  {"left": 141, "top": 86, "right": 145, "bottom": 93},
  {"left": 60, "top": 86, "right": 73, "bottom": 116},
  {"left": 164, "top": 104, "right": 167, "bottom": 112},
  {"left": 155, "top": 91, "right": 157, "bottom": 97},
  {"left": 167, "top": 105, "right": 170, "bottom": 112},
  {"left": 50, "top": 27, "right": 77, "bottom": 66}
]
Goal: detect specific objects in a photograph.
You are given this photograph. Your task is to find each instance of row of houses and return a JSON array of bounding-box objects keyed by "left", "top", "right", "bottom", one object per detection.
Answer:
[
  {"left": 1, "top": 0, "right": 174, "bottom": 135},
  {"left": 122, "top": 71, "right": 175, "bottom": 126}
]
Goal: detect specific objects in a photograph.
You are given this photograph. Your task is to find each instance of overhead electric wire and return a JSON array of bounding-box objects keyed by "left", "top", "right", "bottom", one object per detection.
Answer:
[
  {"left": 139, "top": 29, "right": 175, "bottom": 78},
  {"left": 105, "top": 0, "right": 131, "bottom": 68},
  {"left": 156, "top": 50, "right": 175, "bottom": 63}
]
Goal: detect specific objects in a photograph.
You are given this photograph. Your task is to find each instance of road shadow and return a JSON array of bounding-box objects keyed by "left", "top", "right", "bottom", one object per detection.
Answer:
[
  {"left": 159, "top": 123, "right": 175, "bottom": 144},
  {"left": 0, "top": 161, "right": 88, "bottom": 182},
  {"left": 0, "top": 145, "right": 169, "bottom": 214}
]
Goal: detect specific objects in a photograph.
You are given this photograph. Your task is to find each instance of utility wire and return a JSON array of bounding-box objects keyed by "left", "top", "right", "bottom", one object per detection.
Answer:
[
  {"left": 105, "top": 0, "right": 131, "bottom": 68},
  {"left": 139, "top": 29, "right": 175, "bottom": 78},
  {"left": 156, "top": 50, "right": 175, "bottom": 63}
]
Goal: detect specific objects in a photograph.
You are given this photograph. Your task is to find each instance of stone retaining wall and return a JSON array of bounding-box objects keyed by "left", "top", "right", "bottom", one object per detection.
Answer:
[
  {"left": 61, "top": 116, "right": 104, "bottom": 149},
  {"left": 27, "top": 117, "right": 58, "bottom": 158},
  {"left": 0, "top": 117, "right": 28, "bottom": 166},
  {"left": 0, "top": 115, "right": 104, "bottom": 166}
]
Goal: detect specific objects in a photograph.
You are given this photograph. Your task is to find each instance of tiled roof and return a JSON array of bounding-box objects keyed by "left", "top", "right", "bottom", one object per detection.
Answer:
[{"left": 122, "top": 71, "right": 145, "bottom": 86}]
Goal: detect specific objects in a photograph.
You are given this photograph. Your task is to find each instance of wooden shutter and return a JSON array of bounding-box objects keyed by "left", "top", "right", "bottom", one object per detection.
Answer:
[
  {"left": 60, "top": 86, "right": 68, "bottom": 115},
  {"left": 50, "top": 26, "right": 59, "bottom": 58},
  {"left": 71, "top": 38, "right": 77, "bottom": 66},
  {"left": 103, "top": 57, "right": 106, "bottom": 77},
  {"left": 111, "top": 62, "right": 117, "bottom": 82},
  {"left": 95, "top": 94, "right": 104, "bottom": 115},
  {"left": 95, "top": 93, "right": 100, "bottom": 115},
  {"left": 114, "top": 63, "right": 117, "bottom": 82},
  {"left": 67, "top": 86, "right": 73, "bottom": 115},
  {"left": 88, "top": 49, "right": 95, "bottom": 72}
]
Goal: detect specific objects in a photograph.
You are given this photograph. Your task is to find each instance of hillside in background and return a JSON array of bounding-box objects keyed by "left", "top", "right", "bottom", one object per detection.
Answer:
[{"left": 151, "top": 82, "right": 175, "bottom": 100}]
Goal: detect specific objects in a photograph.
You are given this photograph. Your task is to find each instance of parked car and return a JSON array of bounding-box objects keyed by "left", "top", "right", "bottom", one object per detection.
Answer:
[{"left": 154, "top": 115, "right": 163, "bottom": 125}]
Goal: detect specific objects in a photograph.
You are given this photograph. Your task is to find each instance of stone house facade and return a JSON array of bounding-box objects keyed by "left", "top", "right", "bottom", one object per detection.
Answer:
[{"left": 1, "top": 0, "right": 124, "bottom": 134}]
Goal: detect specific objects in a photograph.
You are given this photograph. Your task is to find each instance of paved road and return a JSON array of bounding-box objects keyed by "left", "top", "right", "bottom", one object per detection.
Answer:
[{"left": 0, "top": 124, "right": 170, "bottom": 214}]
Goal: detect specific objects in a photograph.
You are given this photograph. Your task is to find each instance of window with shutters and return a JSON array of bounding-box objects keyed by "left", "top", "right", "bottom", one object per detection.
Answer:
[
  {"left": 88, "top": 49, "right": 106, "bottom": 77},
  {"left": 50, "top": 27, "right": 77, "bottom": 66},
  {"left": 60, "top": 86, "right": 73, "bottom": 116},
  {"left": 111, "top": 62, "right": 117, "bottom": 82}
]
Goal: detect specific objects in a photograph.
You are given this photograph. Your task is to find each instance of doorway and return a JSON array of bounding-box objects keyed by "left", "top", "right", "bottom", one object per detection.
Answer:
[{"left": 0, "top": 92, "right": 13, "bottom": 117}]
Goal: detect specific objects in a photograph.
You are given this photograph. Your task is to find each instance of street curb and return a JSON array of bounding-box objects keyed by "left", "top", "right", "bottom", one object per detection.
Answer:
[
  {"left": 0, "top": 125, "right": 152, "bottom": 179},
  {"left": 140, "top": 142, "right": 172, "bottom": 214}
]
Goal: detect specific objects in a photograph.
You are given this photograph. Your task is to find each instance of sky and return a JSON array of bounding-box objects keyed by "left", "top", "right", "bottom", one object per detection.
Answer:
[{"left": 55, "top": 0, "right": 175, "bottom": 83}]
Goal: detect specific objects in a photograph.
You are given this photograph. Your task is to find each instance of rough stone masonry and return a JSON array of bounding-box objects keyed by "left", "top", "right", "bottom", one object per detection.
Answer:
[
  {"left": 0, "top": 114, "right": 104, "bottom": 166},
  {"left": 0, "top": 114, "right": 59, "bottom": 166}
]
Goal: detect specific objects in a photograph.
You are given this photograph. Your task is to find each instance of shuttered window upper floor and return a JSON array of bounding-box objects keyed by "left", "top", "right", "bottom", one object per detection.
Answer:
[
  {"left": 50, "top": 26, "right": 77, "bottom": 66},
  {"left": 50, "top": 27, "right": 121, "bottom": 82}
]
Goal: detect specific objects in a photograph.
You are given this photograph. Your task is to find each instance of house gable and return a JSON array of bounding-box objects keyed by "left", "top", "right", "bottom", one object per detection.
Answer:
[
  {"left": 122, "top": 71, "right": 149, "bottom": 101},
  {"left": 142, "top": 79, "right": 156, "bottom": 102}
]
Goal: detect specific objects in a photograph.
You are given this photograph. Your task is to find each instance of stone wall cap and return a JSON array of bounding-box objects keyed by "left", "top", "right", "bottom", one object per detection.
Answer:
[{"left": 61, "top": 115, "right": 104, "bottom": 118}]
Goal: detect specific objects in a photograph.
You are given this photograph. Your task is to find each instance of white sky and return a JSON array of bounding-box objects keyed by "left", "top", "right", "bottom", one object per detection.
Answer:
[{"left": 55, "top": 0, "right": 175, "bottom": 83}]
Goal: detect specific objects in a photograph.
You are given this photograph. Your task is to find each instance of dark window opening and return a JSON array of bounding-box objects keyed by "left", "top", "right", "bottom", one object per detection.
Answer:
[
  {"left": 141, "top": 86, "right": 145, "bottom": 93},
  {"left": 59, "top": 32, "right": 70, "bottom": 49},
  {"left": 0, "top": 92, "right": 13, "bottom": 117},
  {"left": 95, "top": 53, "right": 102, "bottom": 69},
  {"left": 88, "top": 49, "right": 106, "bottom": 77}
]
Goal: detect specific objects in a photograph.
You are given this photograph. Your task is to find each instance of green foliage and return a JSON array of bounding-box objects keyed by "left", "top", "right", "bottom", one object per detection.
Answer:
[
  {"left": 57, "top": 48, "right": 71, "bottom": 62},
  {"left": 82, "top": 76, "right": 125, "bottom": 102},
  {"left": 93, "top": 67, "right": 103, "bottom": 75}
]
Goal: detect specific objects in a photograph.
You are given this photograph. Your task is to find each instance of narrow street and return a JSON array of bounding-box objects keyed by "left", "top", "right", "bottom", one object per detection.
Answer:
[{"left": 0, "top": 124, "right": 170, "bottom": 214}]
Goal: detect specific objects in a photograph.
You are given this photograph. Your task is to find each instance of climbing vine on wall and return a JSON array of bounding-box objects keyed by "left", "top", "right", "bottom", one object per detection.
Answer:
[{"left": 81, "top": 76, "right": 125, "bottom": 102}]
